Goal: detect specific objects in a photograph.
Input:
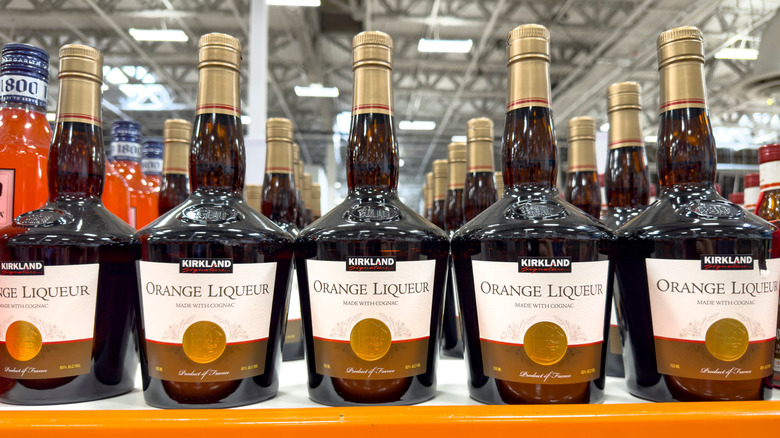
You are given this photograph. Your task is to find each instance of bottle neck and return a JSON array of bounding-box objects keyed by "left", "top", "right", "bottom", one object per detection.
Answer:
[
  {"left": 190, "top": 65, "right": 244, "bottom": 194},
  {"left": 448, "top": 160, "right": 466, "bottom": 190},
  {"left": 162, "top": 141, "right": 189, "bottom": 176},
  {"left": 265, "top": 139, "right": 294, "bottom": 181},
  {"left": 607, "top": 106, "right": 649, "bottom": 208},
  {"left": 0, "top": 101, "right": 47, "bottom": 114},
  {"left": 567, "top": 138, "right": 597, "bottom": 174},
  {"left": 347, "top": 64, "right": 397, "bottom": 194},
  {"left": 657, "top": 60, "right": 715, "bottom": 186},
  {"left": 467, "top": 141, "right": 494, "bottom": 175},
  {"left": 48, "top": 74, "right": 104, "bottom": 201},
  {"left": 503, "top": 59, "right": 556, "bottom": 189}
]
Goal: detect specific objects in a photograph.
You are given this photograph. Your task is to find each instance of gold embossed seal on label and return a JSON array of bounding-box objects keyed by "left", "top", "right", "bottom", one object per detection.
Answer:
[
  {"left": 523, "top": 321, "right": 568, "bottom": 366},
  {"left": 349, "top": 318, "right": 392, "bottom": 361},
  {"left": 5, "top": 320, "right": 43, "bottom": 362},
  {"left": 182, "top": 321, "right": 227, "bottom": 364},
  {"left": 705, "top": 318, "right": 749, "bottom": 362}
]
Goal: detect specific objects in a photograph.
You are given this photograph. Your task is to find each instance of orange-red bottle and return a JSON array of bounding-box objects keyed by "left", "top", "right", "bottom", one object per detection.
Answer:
[
  {"left": 0, "top": 43, "right": 51, "bottom": 228},
  {"left": 104, "top": 159, "right": 131, "bottom": 224},
  {"left": 108, "top": 120, "right": 157, "bottom": 228}
]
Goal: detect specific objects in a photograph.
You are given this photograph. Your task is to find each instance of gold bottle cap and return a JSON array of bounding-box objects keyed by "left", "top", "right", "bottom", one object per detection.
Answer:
[
  {"left": 433, "top": 159, "right": 448, "bottom": 201},
  {"left": 448, "top": 142, "right": 467, "bottom": 162},
  {"left": 353, "top": 31, "right": 393, "bottom": 69},
  {"left": 164, "top": 119, "right": 192, "bottom": 144},
  {"left": 467, "top": 117, "right": 493, "bottom": 142},
  {"left": 266, "top": 117, "right": 294, "bottom": 142},
  {"left": 657, "top": 26, "right": 704, "bottom": 68},
  {"left": 607, "top": 81, "right": 641, "bottom": 112},
  {"left": 312, "top": 183, "right": 321, "bottom": 215},
  {"left": 433, "top": 159, "right": 448, "bottom": 177},
  {"left": 567, "top": 116, "right": 597, "bottom": 172},
  {"left": 507, "top": 24, "right": 550, "bottom": 64},
  {"left": 495, "top": 171, "right": 504, "bottom": 198},
  {"left": 292, "top": 142, "right": 301, "bottom": 162},
  {"left": 246, "top": 184, "right": 262, "bottom": 210},
  {"left": 59, "top": 44, "right": 103, "bottom": 81},
  {"left": 199, "top": 33, "right": 241, "bottom": 70},
  {"left": 425, "top": 171, "right": 434, "bottom": 206},
  {"left": 568, "top": 116, "right": 597, "bottom": 142},
  {"left": 303, "top": 173, "right": 313, "bottom": 208}
]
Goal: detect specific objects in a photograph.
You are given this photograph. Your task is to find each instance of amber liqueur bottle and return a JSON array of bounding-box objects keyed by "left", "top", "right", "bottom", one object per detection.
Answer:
[
  {"left": 303, "top": 172, "right": 313, "bottom": 226},
  {"left": 158, "top": 119, "right": 192, "bottom": 216},
  {"left": 0, "top": 44, "right": 139, "bottom": 404},
  {"left": 614, "top": 27, "right": 778, "bottom": 402},
  {"left": 603, "top": 82, "right": 651, "bottom": 378},
  {"left": 754, "top": 144, "right": 780, "bottom": 388},
  {"left": 293, "top": 143, "right": 306, "bottom": 229},
  {"left": 603, "top": 82, "right": 650, "bottom": 229},
  {"left": 424, "top": 171, "right": 434, "bottom": 221},
  {"left": 295, "top": 31, "right": 449, "bottom": 406},
  {"left": 464, "top": 117, "right": 497, "bottom": 221},
  {"left": 0, "top": 43, "right": 51, "bottom": 228},
  {"left": 245, "top": 184, "right": 262, "bottom": 212},
  {"left": 451, "top": 24, "right": 613, "bottom": 405},
  {"left": 431, "top": 159, "right": 448, "bottom": 229},
  {"left": 312, "top": 182, "right": 322, "bottom": 221},
  {"left": 262, "top": 118, "right": 298, "bottom": 235},
  {"left": 135, "top": 33, "right": 294, "bottom": 408},
  {"left": 564, "top": 117, "right": 602, "bottom": 219},
  {"left": 442, "top": 142, "right": 466, "bottom": 358},
  {"left": 494, "top": 171, "right": 504, "bottom": 199}
]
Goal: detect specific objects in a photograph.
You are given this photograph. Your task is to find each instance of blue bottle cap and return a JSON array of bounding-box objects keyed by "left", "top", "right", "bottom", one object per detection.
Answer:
[{"left": 0, "top": 43, "right": 50, "bottom": 107}]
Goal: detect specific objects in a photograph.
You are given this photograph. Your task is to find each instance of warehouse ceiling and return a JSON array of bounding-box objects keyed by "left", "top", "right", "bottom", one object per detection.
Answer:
[{"left": 1, "top": 0, "right": 779, "bottom": 204}]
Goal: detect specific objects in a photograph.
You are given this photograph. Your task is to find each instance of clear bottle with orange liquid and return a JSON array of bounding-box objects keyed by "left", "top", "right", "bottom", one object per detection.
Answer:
[
  {"left": 108, "top": 121, "right": 157, "bottom": 228},
  {"left": 0, "top": 43, "right": 51, "bottom": 228}
]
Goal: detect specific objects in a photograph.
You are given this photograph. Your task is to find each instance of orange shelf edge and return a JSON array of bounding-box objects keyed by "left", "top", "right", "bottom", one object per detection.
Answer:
[{"left": 1, "top": 402, "right": 779, "bottom": 438}]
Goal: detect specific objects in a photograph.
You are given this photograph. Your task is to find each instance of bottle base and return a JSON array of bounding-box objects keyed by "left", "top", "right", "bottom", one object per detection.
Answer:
[
  {"left": 141, "top": 376, "right": 279, "bottom": 409},
  {"left": 307, "top": 375, "right": 437, "bottom": 406},
  {"left": 467, "top": 377, "right": 605, "bottom": 405},
  {"left": 0, "top": 379, "right": 135, "bottom": 406}
]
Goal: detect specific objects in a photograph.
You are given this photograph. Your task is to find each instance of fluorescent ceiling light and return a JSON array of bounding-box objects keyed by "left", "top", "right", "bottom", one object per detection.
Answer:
[
  {"left": 451, "top": 135, "right": 467, "bottom": 142},
  {"left": 399, "top": 158, "right": 405, "bottom": 167},
  {"left": 599, "top": 122, "right": 610, "bottom": 132},
  {"left": 399, "top": 120, "right": 436, "bottom": 131},
  {"left": 294, "top": 83, "right": 339, "bottom": 98},
  {"left": 129, "top": 28, "right": 189, "bottom": 42},
  {"left": 105, "top": 67, "right": 129, "bottom": 84},
  {"left": 266, "top": 0, "right": 321, "bottom": 6},
  {"left": 643, "top": 135, "right": 658, "bottom": 143},
  {"left": 418, "top": 38, "right": 473, "bottom": 53},
  {"left": 714, "top": 47, "right": 758, "bottom": 60}
]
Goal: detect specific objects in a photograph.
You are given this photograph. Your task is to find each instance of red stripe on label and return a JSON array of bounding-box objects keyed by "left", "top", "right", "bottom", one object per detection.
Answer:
[
  {"left": 352, "top": 104, "right": 392, "bottom": 111},
  {"left": 467, "top": 166, "right": 494, "bottom": 172},
  {"left": 164, "top": 167, "right": 189, "bottom": 173},
  {"left": 608, "top": 139, "right": 643, "bottom": 147},
  {"left": 480, "top": 338, "right": 603, "bottom": 347},
  {"left": 659, "top": 99, "right": 706, "bottom": 110},
  {"left": 60, "top": 113, "right": 102, "bottom": 124},
  {"left": 265, "top": 167, "right": 293, "bottom": 173},
  {"left": 654, "top": 336, "right": 776, "bottom": 344},
  {"left": 507, "top": 98, "right": 550, "bottom": 109},
  {"left": 197, "top": 104, "right": 239, "bottom": 113},
  {"left": 567, "top": 165, "right": 598, "bottom": 172},
  {"left": 146, "top": 338, "right": 268, "bottom": 347},
  {"left": 760, "top": 182, "right": 780, "bottom": 191}
]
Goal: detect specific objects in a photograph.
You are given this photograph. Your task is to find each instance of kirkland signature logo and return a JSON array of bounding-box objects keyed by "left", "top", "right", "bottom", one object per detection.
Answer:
[
  {"left": 1, "top": 261, "right": 44, "bottom": 276},
  {"left": 518, "top": 257, "right": 572, "bottom": 273},
  {"left": 700, "top": 255, "right": 754, "bottom": 271},
  {"left": 346, "top": 257, "right": 396, "bottom": 272},
  {"left": 179, "top": 259, "right": 233, "bottom": 274}
]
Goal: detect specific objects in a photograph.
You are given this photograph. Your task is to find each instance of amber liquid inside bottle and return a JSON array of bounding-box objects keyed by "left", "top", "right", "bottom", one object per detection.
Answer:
[
  {"left": 564, "top": 171, "right": 601, "bottom": 219},
  {"left": 463, "top": 169, "right": 497, "bottom": 221},
  {"left": 135, "top": 35, "right": 294, "bottom": 408},
  {"left": 453, "top": 106, "right": 612, "bottom": 404},
  {"left": 0, "top": 115, "right": 139, "bottom": 404},
  {"left": 262, "top": 123, "right": 298, "bottom": 235},
  {"left": 615, "top": 107, "right": 774, "bottom": 401},
  {"left": 442, "top": 147, "right": 466, "bottom": 358},
  {"left": 158, "top": 173, "right": 189, "bottom": 215},
  {"left": 603, "top": 146, "right": 650, "bottom": 228}
]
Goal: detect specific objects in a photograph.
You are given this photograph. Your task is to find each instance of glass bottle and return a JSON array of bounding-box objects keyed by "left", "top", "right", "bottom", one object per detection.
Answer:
[
  {"left": 108, "top": 120, "right": 157, "bottom": 228},
  {"left": 564, "top": 117, "right": 601, "bottom": 219},
  {"left": 744, "top": 173, "right": 759, "bottom": 213},
  {"left": 442, "top": 142, "right": 466, "bottom": 358},
  {"left": 245, "top": 184, "right": 262, "bottom": 212},
  {"left": 261, "top": 118, "right": 298, "bottom": 235},
  {"left": 0, "top": 44, "right": 139, "bottom": 404},
  {"left": 158, "top": 119, "right": 191, "bottom": 216},
  {"left": 431, "top": 159, "right": 448, "bottom": 229},
  {"left": 603, "top": 82, "right": 650, "bottom": 229},
  {"left": 295, "top": 31, "right": 449, "bottom": 406},
  {"left": 424, "top": 171, "right": 433, "bottom": 221},
  {"left": 614, "top": 27, "right": 777, "bottom": 402},
  {"left": 134, "top": 33, "right": 295, "bottom": 408},
  {"left": 141, "top": 139, "right": 163, "bottom": 191},
  {"left": 0, "top": 43, "right": 51, "bottom": 228},
  {"left": 104, "top": 159, "right": 132, "bottom": 225},
  {"left": 312, "top": 182, "right": 322, "bottom": 221},
  {"left": 303, "top": 172, "right": 313, "bottom": 226},
  {"left": 464, "top": 117, "right": 497, "bottom": 221},
  {"left": 451, "top": 24, "right": 613, "bottom": 405},
  {"left": 293, "top": 143, "right": 306, "bottom": 230},
  {"left": 754, "top": 144, "right": 780, "bottom": 389}
]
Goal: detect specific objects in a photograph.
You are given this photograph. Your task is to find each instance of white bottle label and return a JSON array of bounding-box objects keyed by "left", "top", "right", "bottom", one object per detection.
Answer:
[
  {"left": 141, "top": 158, "right": 163, "bottom": 176},
  {"left": 0, "top": 74, "right": 48, "bottom": 108},
  {"left": 0, "top": 169, "right": 14, "bottom": 228},
  {"left": 138, "top": 260, "right": 277, "bottom": 382},
  {"left": 110, "top": 141, "right": 141, "bottom": 162},
  {"left": 646, "top": 256, "right": 780, "bottom": 380},
  {"left": 306, "top": 258, "right": 435, "bottom": 379},
  {"left": 472, "top": 258, "right": 609, "bottom": 384},
  {"left": 0, "top": 263, "right": 99, "bottom": 379}
]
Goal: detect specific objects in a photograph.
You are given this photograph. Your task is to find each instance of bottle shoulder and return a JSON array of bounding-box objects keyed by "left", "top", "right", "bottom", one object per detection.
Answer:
[
  {"left": 1, "top": 201, "right": 136, "bottom": 246},
  {"left": 453, "top": 189, "right": 613, "bottom": 244},
  {"left": 617, "top": 188, "right": 774, "bottom": 240},
  {"left": 297, "top": 194, "right": 448, "bottom": 243},
  {"left": 136, "top": 192, "right": 295, "bottom": 245},
  {"left": 602, "top": 207, "right": 646, "bottom": 230}
]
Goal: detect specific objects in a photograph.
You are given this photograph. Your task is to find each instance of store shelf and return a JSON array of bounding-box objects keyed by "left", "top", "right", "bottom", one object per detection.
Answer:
[{"left": 0, "top": 358, "right": 778, "bottom": 437}]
